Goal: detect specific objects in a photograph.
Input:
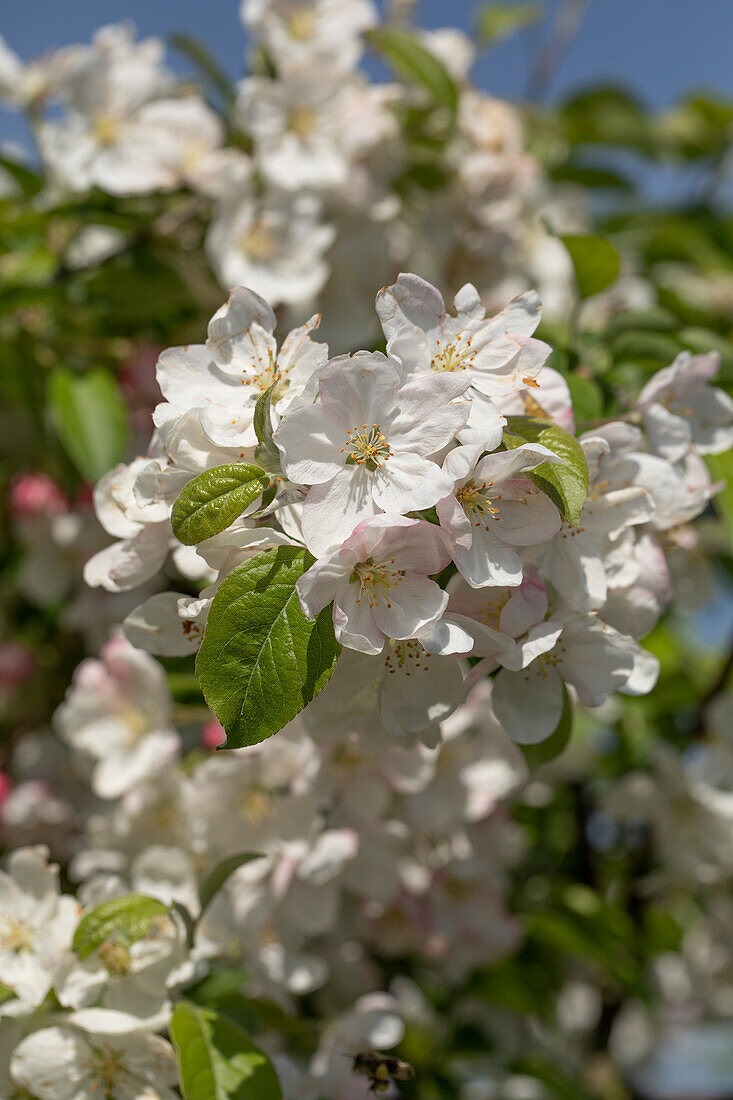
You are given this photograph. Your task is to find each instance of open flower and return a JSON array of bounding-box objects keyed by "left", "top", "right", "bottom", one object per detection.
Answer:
[
  {"left": 10, "top": 1016, "right": 178, "bottom": 1100},
  {"left": 0, "top": 846, "right": 79, "bottom": 1006},
  {"left": 437, "top": 441, "right": 561, "bottom": 587},
  {"left": 156, "top": 285, "right": 327, "bottom": 449},
  {"left": 54, "top": 635, "right": 179, "bottom": 800},
  {"left": 637, "top": 350, "right": 733, "bottom": 461},
  {"left": 492, "top": 612, "right": 640, "bottom": 744},
  {"left": 376, "top": 273, "right": 551, "bottom": 397},
  {"left": 275, "top": 351, "right": 470, "bottom": 555},
  {"left": 297, "top": 514, "right": 452, "bottom": 655}
]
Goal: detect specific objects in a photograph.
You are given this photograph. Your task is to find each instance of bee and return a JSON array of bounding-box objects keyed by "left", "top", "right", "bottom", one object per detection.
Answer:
[{"left": 351, "top": 1051, "right": 415, "bottom": 1093}]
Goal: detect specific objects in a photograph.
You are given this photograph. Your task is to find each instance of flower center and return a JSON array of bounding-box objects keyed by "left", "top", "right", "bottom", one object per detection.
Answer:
[
  {"left": 383, "top": 638, "right": 429, "bottom": 676},
  {"left": 290, "top": 105, "right": 318, "bottom": 140},
  {"left": 430, "top": 338, "right": 474, "bottom": 373},
  {"left": 287, "top": 7, "right": 316, "bottom": 40},
  {"left": 342, "top": 424, "right": 393, "bottom": 471},
  {"left": 93, "top": 116, "right": 119, "bottom": 146},
  {"left": 240, "top": 222, "right": 278, "bottom": 262},
  {"left": 0, "top": 917, "right": 34, "bottom": 953},
  {"left": 352, "top": 557, "right": 404, "bottom": 609},
  {"left": 99, "top": 939, "right": 131, "bottom": 979},
  {"left": 240, "top": 787, "right": 274, "bottom": 825},
  {"left": 456, "top": 480, "right": 502, "bottom": 528},
  {"left": 86, "top": 1044, "right": 127, "bottom": 1094}
]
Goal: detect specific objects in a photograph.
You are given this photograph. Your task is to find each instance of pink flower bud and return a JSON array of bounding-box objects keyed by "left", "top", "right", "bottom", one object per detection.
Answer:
[
  {"left": 0, "top": 642, "right": 36, "bottom": 688},
  {"left": 9, "top": 472, "right": 68, "bottom": 517},
  {"left": 201, "top": 719, "right": 226, "bottom": 750}
]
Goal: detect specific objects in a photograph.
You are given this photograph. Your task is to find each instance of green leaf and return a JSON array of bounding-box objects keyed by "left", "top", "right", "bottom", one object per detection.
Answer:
[
  {"left": 171, "top": 464, "right": 270, "bottom": 546},
  {"left": 73, "top": 894, "right": 168, "bottom": 959},
  {"left": 169, "top": 33, "right": 235, "bottom": 106},
  {"left": 566, "top": 374, "right": 602, "bottom": 422},
  {"left": 561, "top": 234, "right": 621, "bottom": 299},
  {"left": 365, "top": 28, "right": 458, "bottom": 116},
  {"left": 252, "top": 385, "right": 282, "bottom": 474},
  {"left": 520, "top": 684, "right": 573, "bottom": 769},
  {"left": 196, "top": 546, "right": 341, "bottom": 748},
  {"left": 477, "top": 2, "right": 542, "bottom": 46},
  {"left": 503, "top": 417, "right": 589, "bottom": 527},
  {"left": 0, "top": 154, "right": 44, "bottom": 198},
  {"left": 171, "top": 1003, "right": 282, "bottom": 1100},
  {"left": 199, "top": 854, "right": 260, "bottom": 917},
  {"left": 48, "top": 368, "right": 129, "bottom": 483},
  {"left": 707, "top": 452, "right": 733, "bottom": 551}
]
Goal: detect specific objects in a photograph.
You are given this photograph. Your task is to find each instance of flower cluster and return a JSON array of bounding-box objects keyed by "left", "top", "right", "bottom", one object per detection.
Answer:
[
  {"left": 1, "top": 6, "right": 576, "bottom": 341},
  {"left": 85, "top": 273, "right": 732, "bottom": 750},
  {"left": 0, "top": 634, "right": 524, "bottom": 1098}
]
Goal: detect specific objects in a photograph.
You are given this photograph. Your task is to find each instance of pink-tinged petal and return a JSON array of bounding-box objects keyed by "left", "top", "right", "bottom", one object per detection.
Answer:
[
  {"left": 372, "top": 452, "right": 454, "bottom": 513},
  {"left": 492, "top": 665, "right": 564, "bottom": 744},
  {"left": 492, "top": 479, "right": 561, "bottom": 546},
  {"left": 371, "top": 574, "right": 448, "bottom": 640},
  {"left": 333, "top": 584, "right": 385, "bottom": 655},
  {"left": 453, "top": 528, "right": 523, "bottom": 588},
  {"left": 301, "top": 467, "right": 378, "bottom": 557},
  {"left": 368, "top": 515, "right": 452, "bottom": 574},
  {"left": 376, "top": 273, "right": 446, "bottom": 343},
  {"left": 500, "top": 571, "right": 547, "bottom": 637},
  {"left": 296, "top": 552, "right": 354, "bottom": 619},
  {"left": 317, "top": 352, "right": 400, "bottom": 427},
  {"left": 436, "top": 491, "right": 473, "bottom": 548},
  {"left": 275, "top": 402, "right": 347, "bottom": 484}
]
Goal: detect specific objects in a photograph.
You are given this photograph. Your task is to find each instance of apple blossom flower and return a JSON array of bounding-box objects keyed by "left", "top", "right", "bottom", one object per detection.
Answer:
[
  {"left": 0, "top": 846, "right": 79, "bottom": 1006},
  {"left": 492, "top": 612, "right": 643, "bottom": 743},
  {"left": 238, "top": 73, "right": 351, "bottom": 192},
  {"left": 437, "top": 440, "right": 562, "bottom": 587},
  {"left": 376, "top": 273, "right": 551, "bottom": 397},
  {"left": 10, "top": 1016, "right": 178, "bottom": 1100},
  {"left": 37, "top": 24, "right": 223, "bottom": 196},
  {"left": 54, "top": 635, "right": 179, "bottom": 800},
  {"left": 637, "top": 350, "right": 733, "bottom": 461},
  {"left": 275, "top": 352, "right": 470, "bottom": 554},
  {"left": 206, "top": 188, "right": 335, "bottom": 307},
  {"left": 297, "top": 514, "right": 453, "bottom": 655},
  {"left": 242, "top": 0, "right": 377, "bottom": 74},
  {"left": 156, "top": 285, "right": 328, "bottom": 450}
]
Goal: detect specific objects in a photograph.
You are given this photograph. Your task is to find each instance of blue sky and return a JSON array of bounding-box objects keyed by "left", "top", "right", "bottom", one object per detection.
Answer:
[
  {"left": 2, "top": 0, "right": 731, "bottom": 109},
  {"left": 1, "top": 0, "right": 731, "bottom": 201}
]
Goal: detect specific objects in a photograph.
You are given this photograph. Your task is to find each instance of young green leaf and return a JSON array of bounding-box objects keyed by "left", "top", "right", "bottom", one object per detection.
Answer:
[
  {"left": 48, "top": 368, "right": 129, "bottom": 483},
  {"left": 171, "top": 1003, "right": 282, "bottom": 1100},
  {"left": 196, "top": 546, "right": 341, "bottom": 749},
  {"left": 199, "top": 853, "right": 260, "bottom": 917},
  {"left": 477, "top": 2, "right": 542, "bottom": 46},
  {"left": 365, "top": 28, "right": 458, "bottom": 116},
  {"left": 561, "top": 234, "right": 621, "bottom": 299},
  {"left": 253, "top": 384, "right": 282, "bottom": 474},
  {"left": 520, "top": 684, "right": 573, "bottom": 769},
  {"left": 169, "top": 33, "right": 235, "bottom": 107},
  {"left": 171, "top": 464, "right": 270, "bottom": 546},
  {"left": 72, "top": 894, "right": 168, "bottom": 959},
  {"left": 503, "top": 416, "right": 589, "bottom": 528}
]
